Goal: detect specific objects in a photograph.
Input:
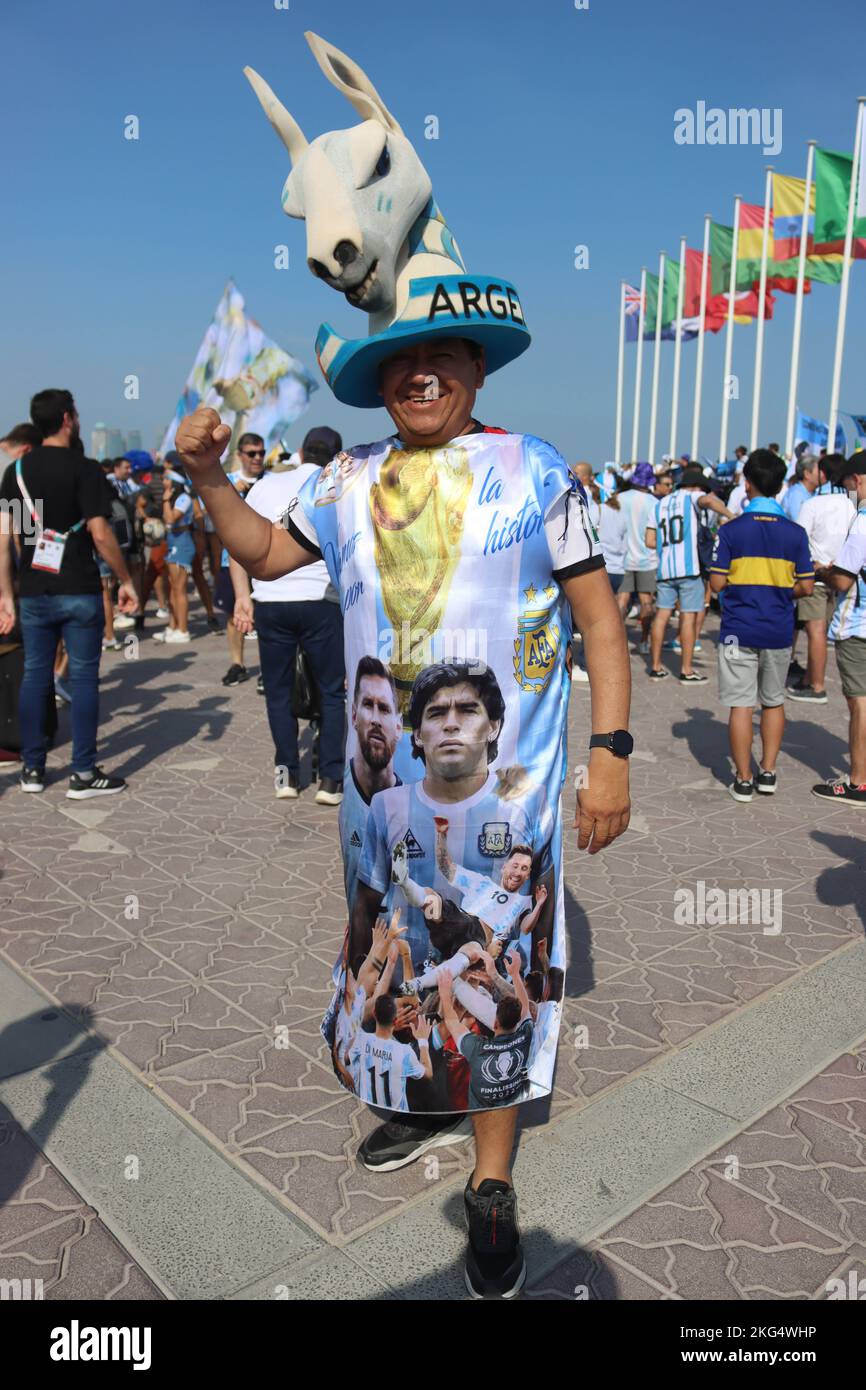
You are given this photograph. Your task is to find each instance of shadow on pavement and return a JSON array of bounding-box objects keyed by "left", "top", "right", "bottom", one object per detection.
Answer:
[
  {"left": 810, "top": 829, "right": 866, "bottom": 937},
  {"left": 670, "top": 707, "right": 732, "bottom": 785},
  {"left": 0, "top": 1006, "right": 108, "bottom": 1207},
  {"left": 563, "top": 882, "right": 595, "bottom": 1000},
  {"left": 367, "top": 1183, "right": 621, "bottom": 1299}
]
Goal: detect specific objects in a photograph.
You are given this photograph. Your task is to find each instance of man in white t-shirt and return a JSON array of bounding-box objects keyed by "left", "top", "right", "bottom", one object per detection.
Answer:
[
  {"left": 788, "top": 453, "right": 856, "bottom": 704},
  {"left": 615, "top": 463, "right": 658, "bottom": 651},
  {"left": 230, "top": 426, "right": 347, "bottom": 803}
]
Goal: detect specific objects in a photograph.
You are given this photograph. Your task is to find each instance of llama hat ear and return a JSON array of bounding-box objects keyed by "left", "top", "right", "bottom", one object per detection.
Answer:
[
  {"left": 305, "top": 30, "right": 404, "bottom": 135},
  {"left": 244, "top": 67, "right": 309, "bottom": 165}
]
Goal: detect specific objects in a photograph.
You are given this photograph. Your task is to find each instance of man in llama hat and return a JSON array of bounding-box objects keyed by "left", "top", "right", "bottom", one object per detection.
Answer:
[{"left": 176, "top": 30, "right": 631, "bottom": 1299}]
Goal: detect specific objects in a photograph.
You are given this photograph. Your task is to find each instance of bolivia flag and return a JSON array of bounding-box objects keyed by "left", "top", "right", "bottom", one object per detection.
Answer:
[
  {"left": 773, "top": 173, "right": 844, "bottom": 284},
  {"left": 814, "top": 147, "right": 866, "bottom": 259},
  {"left": 711, "top": 214, "right": 805, "bottom": 297}
]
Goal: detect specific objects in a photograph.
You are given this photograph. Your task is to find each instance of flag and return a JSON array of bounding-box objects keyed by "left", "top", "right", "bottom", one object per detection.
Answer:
[
  {"left": 793, "top": 409, "right": 846, "bottom": 458},
  {"left": 623, "top": 283, "right": 645, "bottom": 342},
  {"left": 846, "top": 412, "right": 866, "bottom": 447},
  {"left": 711, "top": 213, "right": 805, "bottom": 297},
  {"left": 772, "top": 173, "right": 844, "bottom": 285},
  {"left": 159, "top": 281, "right": 318, "bottom": 457},
  {"left": 814, "top": 147, "right": 866, "bottom": 258}
]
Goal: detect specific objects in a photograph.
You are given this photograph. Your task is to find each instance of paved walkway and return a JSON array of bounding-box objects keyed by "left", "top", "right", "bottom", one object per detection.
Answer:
[{"left": 1, "top": 606, "right": 864, "bottom": 1299}]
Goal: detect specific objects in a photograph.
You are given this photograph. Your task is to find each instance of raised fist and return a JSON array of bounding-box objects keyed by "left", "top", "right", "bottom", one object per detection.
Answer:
[{"left": 175, "top": 407, "right": 232, "bottom": 478}]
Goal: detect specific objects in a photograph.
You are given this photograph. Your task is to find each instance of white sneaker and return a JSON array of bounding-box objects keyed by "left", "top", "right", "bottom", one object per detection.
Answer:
[
  {"left": 154, "top": 607, "right": 170, "bottom": 621},
  {"left": 638, "top": 640, "right": 650, "bottom": 655},
  {"left": 165, "top": 628, "right": 191, "bottom": 644},
  {"left": 113, "top": 614, "right": 135, "bottom": 630},
  {"left": 571, "top": 666, "right": 589, "bottom": 683},
  {"left": 152, "top": 630, "right": 167, "bottom": 643},
  {"left": 244, "top": 630, "right": 258, "bottom": 642}
]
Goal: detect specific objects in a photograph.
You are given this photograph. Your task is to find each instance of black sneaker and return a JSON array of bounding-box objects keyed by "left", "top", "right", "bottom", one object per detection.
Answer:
[
  {"left": 754, "top": 769, "right": 777, "bottom": 795},
  {"left": 207, "top": 615, "right": 221, "bottom": 633},
  {"left": 221, "top": 664, "right": 249, "bottom": 687},
  {"left": 812, "top": 780, "right": 866, "bottom": 806},
  {"left": 648, "top": 668, "right": 669, "bottom": 680},
  {"left": 20, "top": 767, "right": 45, "bottom": 793},
  {"left": 464, "top": 1178, "right": 526, "bottom": 1300},
  {"left": 67, "top": 767, "right": 127, "bottom": 800},
  {"left": 256, "top": 675, "right": 265, "bottom": 695},
  {"left": 315, "top": 777, "right": 344, "bottom": 806},
  {"left": 729, "top": 777, "right": 753, "bottom": 803},
  {"left": 358, "top": 1115, "right": 472, "bottom": 1173},
  {"left": 786, "top": 684, "right": 828, "bottom": 703},
  {"left": 679, "top": 671, "right": 708, "bottom": 683}
]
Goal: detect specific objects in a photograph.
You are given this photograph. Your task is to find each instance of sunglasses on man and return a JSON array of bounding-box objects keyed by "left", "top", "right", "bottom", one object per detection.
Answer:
[{"left": 241, "top": 448, "right": 265, "bottom": 458}]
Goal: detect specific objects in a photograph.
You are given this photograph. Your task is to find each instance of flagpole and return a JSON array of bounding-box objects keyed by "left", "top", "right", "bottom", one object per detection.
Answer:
[
  {"left": 630, "top": 266, "right": 647, "bottom": 463},
  {"left": 669, "top": 237, "right": 686, "bottom": 460},
  {"left": 828, "top": 96, "right": 866, "bottom": 451},
  {"left": 784, "top": 142, "right": 816, "bottom": 460},
  {"left": 750, "top": 166, "right": 774, "bottom": 451},
  {"left": 647, "top": 250, "right": 666, "bottom": 466},
  {"left": 691, "top": 214, "right": 711, "bottom": 460},
  {"left": 719, "top": 194, "right": 742, "bottom": 466},
  {"left": 614, "top": 281, "right": 626, "bottom": 465}
]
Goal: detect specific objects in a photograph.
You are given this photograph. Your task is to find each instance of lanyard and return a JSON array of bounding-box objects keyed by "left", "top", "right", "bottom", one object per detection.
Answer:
[{"left": 16, "top": 458, "right": 86, "bottom": 539}]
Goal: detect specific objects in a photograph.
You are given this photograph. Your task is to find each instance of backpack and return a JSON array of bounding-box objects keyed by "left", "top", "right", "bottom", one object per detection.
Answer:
[{"left": 109, "top": 494, "right": 133, "bottom": 550}]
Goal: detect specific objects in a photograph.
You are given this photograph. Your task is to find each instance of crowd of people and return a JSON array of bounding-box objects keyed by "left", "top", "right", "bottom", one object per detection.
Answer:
[
  {"left": 573, "top": 442, "right": 866, "bottom": 805},
  {"left": 0, "top": 388, "right": 348, "bottom": 805}
]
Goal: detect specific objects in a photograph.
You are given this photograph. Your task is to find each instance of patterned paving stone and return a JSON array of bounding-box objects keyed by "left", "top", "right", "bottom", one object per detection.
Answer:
[
  {"left": 0, "top": 1116, "right": 163, "bottom": 1299},
  {"left": 2, "top": 609, "right": 863, "bottom": 1272},
  {"left": 565, "top": 1042, "right": 866, "bottom": 1299}
]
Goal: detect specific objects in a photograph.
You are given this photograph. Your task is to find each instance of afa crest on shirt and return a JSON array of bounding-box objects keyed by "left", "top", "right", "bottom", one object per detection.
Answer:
[
  {"left": 513, "top": 582, "right": 560, "bottom": 694},
  {"left": 478, "top": 821, "right": 512, "bottom": 858}
]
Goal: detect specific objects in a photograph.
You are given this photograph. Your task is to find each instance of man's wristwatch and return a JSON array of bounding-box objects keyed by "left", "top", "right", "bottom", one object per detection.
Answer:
[{"left": 589, "top": 730, "right": 634, "bottom": 758}]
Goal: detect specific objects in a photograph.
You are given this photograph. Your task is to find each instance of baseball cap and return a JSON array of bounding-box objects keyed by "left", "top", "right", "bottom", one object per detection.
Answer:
[
  {"left": 632, "top": 462, "right": 655, "bottom": 488},
  {"left": 678, "top": 465, "right": 708, "bottom": 489},
  {"left": 302, "top": 426, "right": 342, "bottom": 466}
]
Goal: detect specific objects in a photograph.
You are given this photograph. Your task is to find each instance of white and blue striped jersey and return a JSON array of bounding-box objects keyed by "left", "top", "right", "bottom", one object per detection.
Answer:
[
  {"left": 337, "top": 763, "right": 402, "bottom": 903},
  {"left": 449, "top": 864, "right": 531, "bottom": 936},
  {"left": 358, "top": 773, "right": 552, "bottom": 970},
  {"left": 829, "top": 507, "right": 866, "bottom": 641},
  {"left": 348, "top": 1031, "right": 427, "bottom": 1111},
  {"left": 652, "top": 489, "right": 702, "bottom": 580}
]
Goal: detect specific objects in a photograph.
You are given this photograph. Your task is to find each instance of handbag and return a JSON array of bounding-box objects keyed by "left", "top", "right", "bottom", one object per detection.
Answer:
[{"left": 290, "top": 645, "right": 321, "bottom": 721}]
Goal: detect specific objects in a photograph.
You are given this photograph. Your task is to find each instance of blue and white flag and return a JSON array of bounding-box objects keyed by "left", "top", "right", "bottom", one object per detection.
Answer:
[
  {"left": 793, "top": 409, "right": 846, "bottom": 460},
  {"left": 159, "top": 281, "right": 318, "bottom": 457},
  {"left": 846, "top": 412, "right": 866, "bottom": 448}
]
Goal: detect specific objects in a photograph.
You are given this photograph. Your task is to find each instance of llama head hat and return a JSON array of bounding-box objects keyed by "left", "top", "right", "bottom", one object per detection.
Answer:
[{"left": 244, "top": 31, "right": 530, "bottom": 408}]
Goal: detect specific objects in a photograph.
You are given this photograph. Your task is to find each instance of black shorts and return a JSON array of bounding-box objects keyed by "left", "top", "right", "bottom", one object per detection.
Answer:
[{"left": 215, "top": 567, "right": 235, "bottom": 614}]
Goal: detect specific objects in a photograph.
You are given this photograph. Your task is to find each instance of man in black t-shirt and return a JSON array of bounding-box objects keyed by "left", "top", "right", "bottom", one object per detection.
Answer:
[{"left": 0, "top": 389, "right": 138, "bottom": 797}]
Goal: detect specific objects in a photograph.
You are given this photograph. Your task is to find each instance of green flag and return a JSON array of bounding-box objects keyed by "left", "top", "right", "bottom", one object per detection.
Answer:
[
  {"left": 711, "top": 218, "right": 809, "bottom": 295},
  {"left": 644, "top": 261, "right": 681, "bottom": 333},
  {"left": 814, "top": 147, "right": 866, "bottom": 257}
]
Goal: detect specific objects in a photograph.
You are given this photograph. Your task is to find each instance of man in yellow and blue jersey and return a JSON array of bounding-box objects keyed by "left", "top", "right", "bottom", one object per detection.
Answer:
[{"left": 709, "top": 450, "right": 814, "bottom": 803}]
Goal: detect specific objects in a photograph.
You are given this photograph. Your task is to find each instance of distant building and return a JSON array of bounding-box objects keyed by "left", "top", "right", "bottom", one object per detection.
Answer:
[
  {"left": 126, "top": 429, "right": 142, "bottom": 452},
  {"left": 91, "top": 423, "right": 109, "bottom": 460},
  {"left": 107, "top": 429, "right": 126, "bottom": 458}
]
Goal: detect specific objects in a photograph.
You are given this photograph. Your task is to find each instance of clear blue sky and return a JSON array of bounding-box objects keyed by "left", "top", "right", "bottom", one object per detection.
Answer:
[{"left": 3, "top": 0, "right": 864, "bottom": 463}]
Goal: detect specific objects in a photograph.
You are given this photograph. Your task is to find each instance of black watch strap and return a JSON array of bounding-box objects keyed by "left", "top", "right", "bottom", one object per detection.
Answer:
[{"left": 589, "top": 730, "right": 634, "bottom": 758}]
